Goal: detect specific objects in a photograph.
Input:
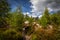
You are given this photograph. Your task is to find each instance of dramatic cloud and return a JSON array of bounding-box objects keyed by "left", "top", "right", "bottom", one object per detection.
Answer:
[
  {"left": 30, "top": 0, "right": 46, "bottom": 13},
  {"left": 30, "top": 0, "right": 60, "bottom": 16},
  {"left": 46, "top": 0, "right": 60, "bottom": 12},
  {"left": 46, "top": 0, "right": 60, "bottom": 8}
]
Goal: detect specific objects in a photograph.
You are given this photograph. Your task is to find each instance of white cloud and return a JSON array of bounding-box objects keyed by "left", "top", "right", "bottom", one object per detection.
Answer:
[
  {"left": 30, "top": 0, "right": 60, "bottom": 16},
  {"left": 39, "top": 15, "right": 42, "bottom": 18},
  {"left": 48, "top": 8, "right": 53, "bottom": 12},
  {"left": 23, "top": 12, "right": 30, "bottom": 15},
  {"left": 30, "top": 0, "right": 46, "bottom": 12},
  {"left": 23, "top": 12, "right": 37, "bottom": 17},
  {"left": 23, "top": 0, "right": 60, "bottom": 18},
  {"left": 30, "top": 0, "right": 47, "bottom": 17}
]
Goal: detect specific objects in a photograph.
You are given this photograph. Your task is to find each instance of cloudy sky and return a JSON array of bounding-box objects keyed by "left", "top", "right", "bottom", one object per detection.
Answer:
[{"left": 8, "top": 0, "right": 60, "bottom": 17}]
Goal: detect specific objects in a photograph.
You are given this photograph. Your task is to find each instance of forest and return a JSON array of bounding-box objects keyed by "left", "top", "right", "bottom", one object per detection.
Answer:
[{"left": 0, "top": 0, "right": 60, "bottom": 40}]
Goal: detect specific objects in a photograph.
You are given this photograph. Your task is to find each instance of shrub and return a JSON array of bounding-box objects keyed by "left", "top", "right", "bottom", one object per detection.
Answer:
[{"left": 0, "top": 29, "right": 23, "bottom": 40}]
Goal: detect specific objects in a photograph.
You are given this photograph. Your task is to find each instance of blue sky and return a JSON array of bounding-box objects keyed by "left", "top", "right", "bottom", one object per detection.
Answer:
[
  {"left": 8, "top": 0, "right": 32, "bottom": 13},
  {"left": 8, "top": 0, "right": 60, "bottom": 17}
]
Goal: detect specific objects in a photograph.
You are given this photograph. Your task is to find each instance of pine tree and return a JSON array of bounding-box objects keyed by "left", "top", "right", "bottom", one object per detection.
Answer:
[
  {"left": 0, "top": 0, "right": 10, "bottom": 28},
  {"left": 40, "top": 8, "right": 50, "bottom": 27},
  {"left": 0, "top": 0, "right": 10, "bottom": 17},
  {"left": 16, "top": 7, "right": 24, "bottom": 30},
  {"left": 44, "top": 8, "right": 50, "bottom": 19},
  {"left": 44, "top": 8, "right": 51, "bottom": 24}
]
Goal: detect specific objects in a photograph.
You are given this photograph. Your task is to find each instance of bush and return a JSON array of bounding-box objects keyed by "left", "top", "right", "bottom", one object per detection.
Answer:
[{"left": 0, "top": 29, "right": 23, "bottom": 40}]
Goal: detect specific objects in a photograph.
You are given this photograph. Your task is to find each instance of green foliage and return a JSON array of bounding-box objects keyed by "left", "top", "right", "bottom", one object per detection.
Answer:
[
  {"left": 25, "top": 15, "right": 34, "bottom": 23},
  {"left": 15, "top": 8, "right": 24, "bottom": 30},
  {"left": 40, "top": 8, "right": 50, "bottom": 27},
  {"left": 9, "top": 13, "right": 17, "bottom": 27},
  {"left": 0, "top": 29, "right": 23, "bottom": 40},
  {"left": 8, "top": 8, "right": 24, "bottom": 31},
  {"left": 0, "top": 2, "right": 60, "bottom": 40},
  {"left": 0, "top": 0, "right": 10, "bottom": 16},
  {"left": 31, "top": 34, "right": 37, "bottom": 40},
  {"left": 0, "top": 0, "right": 10, "bottom": 28},
  {"left": 50, "top": 13, "right": 60, "bottom": 26},
  {"left": 40, "top": 16, "right": 48, "bottom": 27}
]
